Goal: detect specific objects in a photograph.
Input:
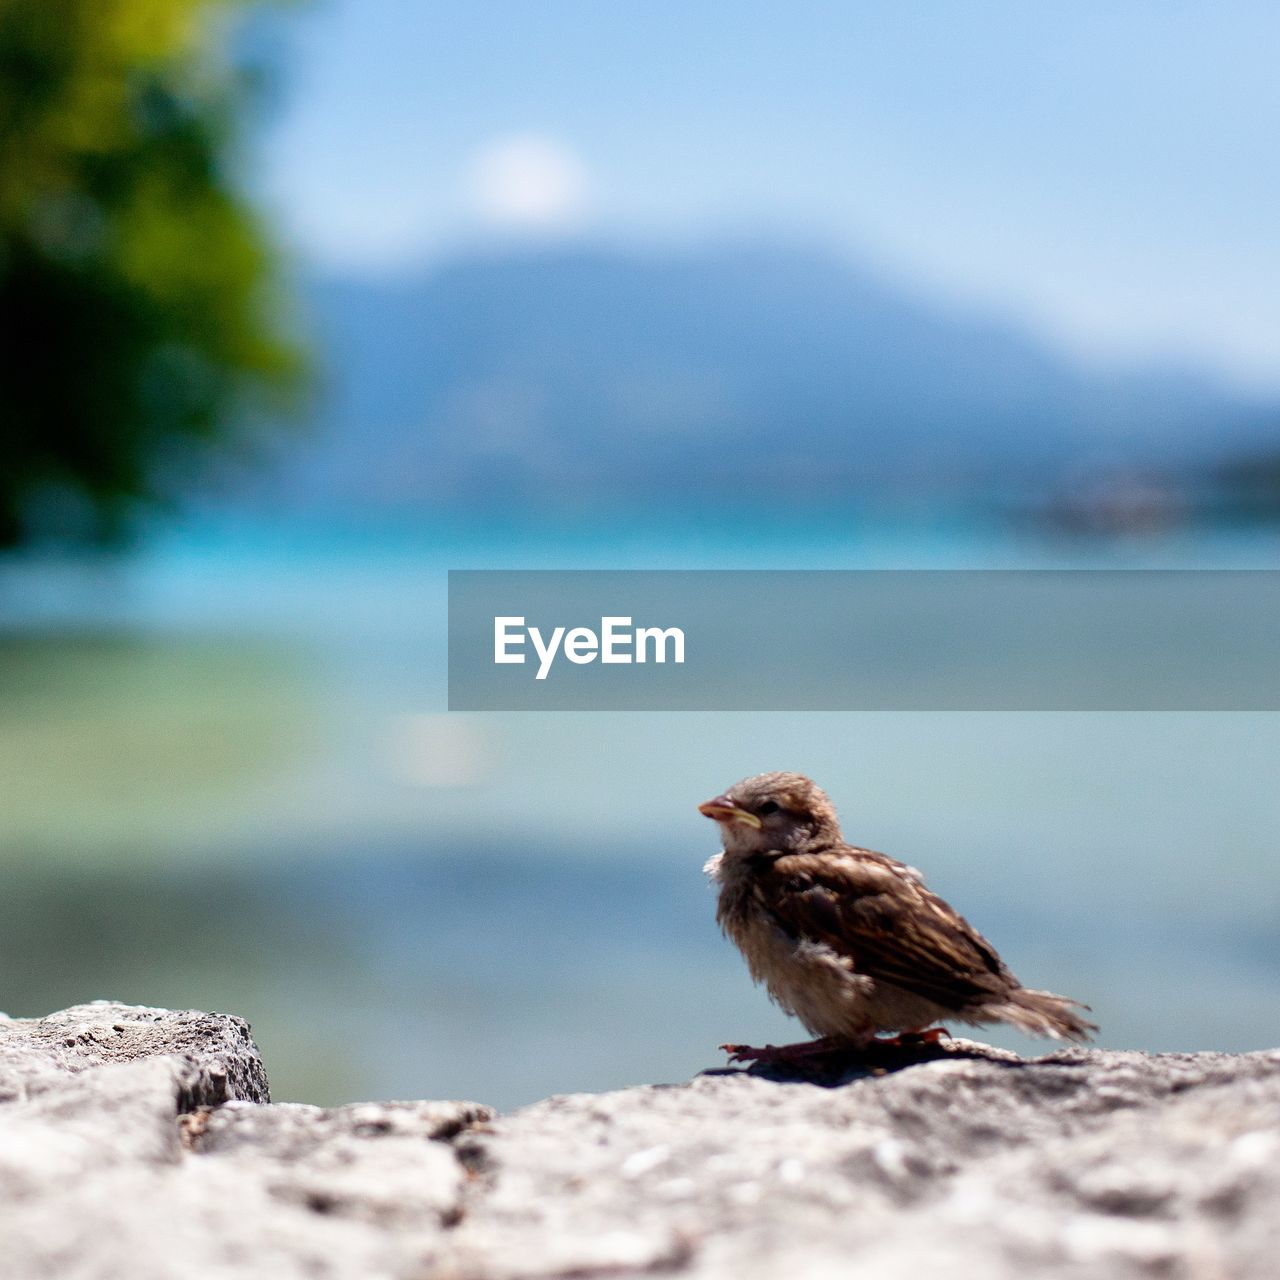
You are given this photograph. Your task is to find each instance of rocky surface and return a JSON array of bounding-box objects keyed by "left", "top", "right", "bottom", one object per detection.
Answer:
[
  {"left": 2, "top": 1002, "right": 1279, "bottom": 1279},
  {"left": 0, "top": 1002, "right": 269, "bottom": 1110}
]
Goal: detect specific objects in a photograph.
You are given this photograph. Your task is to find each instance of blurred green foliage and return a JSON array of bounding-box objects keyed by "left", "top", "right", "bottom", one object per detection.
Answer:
[{"left": 0, "top": 0, "right": 303, "bottom": 546}]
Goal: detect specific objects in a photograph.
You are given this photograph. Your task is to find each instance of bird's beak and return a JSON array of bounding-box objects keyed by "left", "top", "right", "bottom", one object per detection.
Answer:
[{"left": 698, "top": 796, "right": 763, "bottom": 829}]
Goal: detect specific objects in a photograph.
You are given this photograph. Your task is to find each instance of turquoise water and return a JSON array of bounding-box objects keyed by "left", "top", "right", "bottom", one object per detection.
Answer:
[{"left": 1, "top": 513, "right": 1278, "bottom": 1108}]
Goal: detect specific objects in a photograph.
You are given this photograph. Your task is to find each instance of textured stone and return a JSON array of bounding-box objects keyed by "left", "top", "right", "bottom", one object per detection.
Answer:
[
  {"left": 2, "top": 1004, "right": 1279, "bottom": 1279},
  {"left": 446, "top": 1043, "right": 1280, "bottom": 1279},
  {"left": 0, "top": 1002, "right": 490, "bottom": 1280},
  {"left": 0, "top": 1000, "right": 269, "bottom": 1108}
]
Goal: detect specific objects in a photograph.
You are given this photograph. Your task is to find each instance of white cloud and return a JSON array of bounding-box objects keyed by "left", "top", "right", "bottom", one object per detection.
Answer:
[{"left": 466, "top": 134, "right": 588, "bottom": 232}]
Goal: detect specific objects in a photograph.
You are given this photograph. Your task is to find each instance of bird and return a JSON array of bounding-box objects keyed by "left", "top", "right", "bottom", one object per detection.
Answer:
[{"left": 700, "top": 771, "right": 1095, "bottom": 1065}]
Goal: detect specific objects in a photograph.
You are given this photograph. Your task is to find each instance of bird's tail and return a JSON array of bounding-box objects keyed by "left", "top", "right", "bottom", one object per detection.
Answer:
[{"left": 999, "top": 988, "right": 1097, "bottom": 1042}]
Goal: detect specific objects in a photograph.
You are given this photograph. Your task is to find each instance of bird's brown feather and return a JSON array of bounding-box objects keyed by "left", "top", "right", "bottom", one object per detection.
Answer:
[{"left": 755, "top": 848, "right": 1019, "bottom": 1015}]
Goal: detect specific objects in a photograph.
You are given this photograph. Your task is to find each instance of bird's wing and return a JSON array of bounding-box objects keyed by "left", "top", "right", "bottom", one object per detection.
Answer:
[{"left": 758, "top": 849, "right": 1015, "bottom": 1010}]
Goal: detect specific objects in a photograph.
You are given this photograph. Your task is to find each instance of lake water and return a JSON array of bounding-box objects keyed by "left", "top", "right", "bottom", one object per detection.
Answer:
[{"left": 2, "top": 513, "right": 1278, "bottom": 1108}]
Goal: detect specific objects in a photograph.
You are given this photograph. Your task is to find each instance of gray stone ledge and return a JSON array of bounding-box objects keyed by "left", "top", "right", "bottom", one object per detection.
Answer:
[{"left": 2, "top": 1002, "right": 1278, "bottom": 1279}]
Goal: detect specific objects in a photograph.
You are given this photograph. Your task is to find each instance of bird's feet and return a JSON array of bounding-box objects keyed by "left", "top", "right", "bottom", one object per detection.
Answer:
[
  {"left": 721, "top": 1028, "right": 953, "bottom": 1066},
  {"left": 719, "top": 1037, "right": 850, "bottom": 1066},
  {"left": 876, "top": 1026, "right": 952, "bottom": 1048}
]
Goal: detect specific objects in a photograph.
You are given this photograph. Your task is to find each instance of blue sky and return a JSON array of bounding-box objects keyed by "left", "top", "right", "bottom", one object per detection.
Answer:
[{"left": 259, "top": 2, "right": 1280, "bottom": 391}]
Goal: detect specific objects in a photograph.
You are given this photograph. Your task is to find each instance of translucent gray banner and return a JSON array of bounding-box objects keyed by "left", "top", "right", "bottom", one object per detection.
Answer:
[{"left": 447, "top": 570, "right": 1280, "bottom": 710}]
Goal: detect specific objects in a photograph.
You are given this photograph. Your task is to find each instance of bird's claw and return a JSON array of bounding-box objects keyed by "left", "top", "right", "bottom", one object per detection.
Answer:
[
  {"left": 721, "top": 1029, "right": 952, "bottom": 1065},
  {"left": 719, "top": 1042, "right": 768, "bottom": 1065},
  {"left": 719, "top": 1038, "right": 846, "bottom": 1065},
  {"left": 886, "top": 1027, "right": 952, "bottom": 1047},
  {"left": 856, "top": 1027, "right": 953, "bottom": 1051}
]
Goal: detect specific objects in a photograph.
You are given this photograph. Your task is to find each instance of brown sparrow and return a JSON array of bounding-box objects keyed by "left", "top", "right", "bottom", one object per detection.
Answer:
[{"left": 701, "top": 772, "right": 1095, "bottom": 1064}]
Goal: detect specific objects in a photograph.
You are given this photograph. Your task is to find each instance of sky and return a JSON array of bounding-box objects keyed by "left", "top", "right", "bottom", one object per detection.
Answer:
[{"left": 257, "top": 1, "right": 1280, "bottom": 392}]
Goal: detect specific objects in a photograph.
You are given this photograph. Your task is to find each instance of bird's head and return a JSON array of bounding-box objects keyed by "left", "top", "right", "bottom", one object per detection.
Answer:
[{"left": 699, "top": 771, "right": 841, "bottom": 856}]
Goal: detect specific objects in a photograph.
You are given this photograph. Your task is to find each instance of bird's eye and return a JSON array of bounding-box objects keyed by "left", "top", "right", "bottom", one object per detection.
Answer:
[{"left": 757, "top": 801, "right": 780, "bottom": 816}]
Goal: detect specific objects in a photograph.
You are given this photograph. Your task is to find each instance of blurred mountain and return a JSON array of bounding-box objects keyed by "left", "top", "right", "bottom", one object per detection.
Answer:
[{"left": 231, "top": 243, "right": 1280, "bottom": 513}]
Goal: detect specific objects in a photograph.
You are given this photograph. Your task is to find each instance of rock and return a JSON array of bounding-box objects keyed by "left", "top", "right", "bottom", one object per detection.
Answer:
[
  {"left": 444, "top": 1042, "right": 1280, "bottom": 1279},
  {"left": 0, "top": 1002, "right": 491, "bottom": 1280},
  {"left": 183, "top": 1098, "right": 491, "bottom": 1227},
  {"left": 0, "top": 1000, "right": 269, "bottom": 1108},
  {"left": 2, "top": 1004, "right": 1279, "bottom": 1278}
]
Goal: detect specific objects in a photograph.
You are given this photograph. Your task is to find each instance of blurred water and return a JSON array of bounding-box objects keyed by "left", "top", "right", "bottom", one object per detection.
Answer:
[{"left": 1, "top": 513, "right": 1279, "bottom": 1108}]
